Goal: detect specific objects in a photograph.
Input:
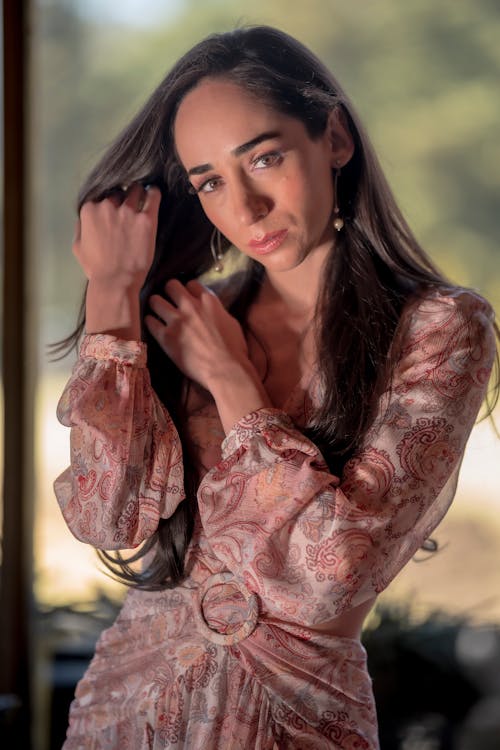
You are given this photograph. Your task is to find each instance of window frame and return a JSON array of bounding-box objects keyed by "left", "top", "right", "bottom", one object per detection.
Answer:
[{"left": 1, "top": 1, "right": 33, "bottom": 747}]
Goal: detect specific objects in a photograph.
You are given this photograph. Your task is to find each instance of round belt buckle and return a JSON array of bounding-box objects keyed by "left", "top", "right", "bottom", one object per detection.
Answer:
[{"left": 194, "top": 571, "right": 259, "bottom": 645}]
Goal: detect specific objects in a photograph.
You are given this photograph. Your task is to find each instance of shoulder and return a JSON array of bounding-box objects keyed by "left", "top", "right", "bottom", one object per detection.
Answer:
[
  {"left": 404, "top": 285, "right": 494, "bottom": 327},
  {"left": 391, "top": 286, "right": 497, "bottom": 390},
  {"left": 399, "top": 286, "right": 495, "bottom": 352}
]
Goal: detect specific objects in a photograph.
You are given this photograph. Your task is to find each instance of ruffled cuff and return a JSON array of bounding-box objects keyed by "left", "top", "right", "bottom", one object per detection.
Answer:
[
  {"left": 79, "top": 333, "right": 147, "bottom": 367},
  {"left": 221, "top": 407, "right": 319, "bottom": 461}
]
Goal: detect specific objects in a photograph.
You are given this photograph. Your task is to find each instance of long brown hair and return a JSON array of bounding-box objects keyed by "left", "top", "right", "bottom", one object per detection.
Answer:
[{"left": 55, "top": 26, "right": 498, "bottom": 589}]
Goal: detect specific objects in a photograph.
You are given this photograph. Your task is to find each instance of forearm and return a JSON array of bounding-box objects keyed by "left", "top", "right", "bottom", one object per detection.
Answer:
[{"left": 85, "top": 280, "right": 142, "bottom": 340}]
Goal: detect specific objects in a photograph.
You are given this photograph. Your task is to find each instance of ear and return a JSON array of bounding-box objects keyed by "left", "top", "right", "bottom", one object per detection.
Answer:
[{"left": 325, "top": 107, "right": 355, "bottom": 168}]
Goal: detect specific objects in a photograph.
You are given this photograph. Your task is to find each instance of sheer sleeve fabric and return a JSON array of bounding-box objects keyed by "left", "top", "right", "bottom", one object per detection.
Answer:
[
  {"left": 53, "top": 335, "right": 185, "bottom": 550},
  {"left": 197, "top": 290, "right": 496, "bottom": 627}
]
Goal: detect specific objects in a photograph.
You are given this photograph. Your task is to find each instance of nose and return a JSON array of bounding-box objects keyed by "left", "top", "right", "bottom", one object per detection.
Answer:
[{"left": 230, "top": 178, "right": 271, "bottom": 226}]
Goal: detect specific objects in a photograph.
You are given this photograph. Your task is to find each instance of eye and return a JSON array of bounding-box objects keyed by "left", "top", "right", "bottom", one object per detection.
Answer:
[
  {"left": 252, "top": 151, "right": 283, "bottom": 169},
  {"left": 192, "top": 177, "right": 222, "bottom": 195}
]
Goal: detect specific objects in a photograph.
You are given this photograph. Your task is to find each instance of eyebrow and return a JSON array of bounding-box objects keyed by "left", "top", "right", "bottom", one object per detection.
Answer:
[{"left": 187, "top": 131, "right": 281, "bottom": 176}]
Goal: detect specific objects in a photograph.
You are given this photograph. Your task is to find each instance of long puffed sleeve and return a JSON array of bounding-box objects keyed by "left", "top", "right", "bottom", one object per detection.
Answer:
[
  {"left": 197, "top": 290, "right": 496, "bottom": 626},
  {"left": 54, "top": 334, "right": 185, "bottom": 549}
]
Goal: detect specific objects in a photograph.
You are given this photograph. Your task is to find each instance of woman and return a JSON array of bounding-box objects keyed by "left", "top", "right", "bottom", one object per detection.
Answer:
[{"left": 54, "top": 25, "right": 498, "bottom": 749}]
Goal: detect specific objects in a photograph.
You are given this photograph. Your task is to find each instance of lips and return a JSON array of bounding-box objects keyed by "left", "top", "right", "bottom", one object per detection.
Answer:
[{"left": 248, "top": 229, "right": 288, "bottom": 255}]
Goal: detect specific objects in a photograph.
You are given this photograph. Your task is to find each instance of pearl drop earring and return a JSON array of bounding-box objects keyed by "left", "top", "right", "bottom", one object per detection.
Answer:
[
  {"left": 333, "top": 166, "right": 344, "bottom": 232},
  {"left": 210, "top": 228, "right": 224, "bottom": 273}
]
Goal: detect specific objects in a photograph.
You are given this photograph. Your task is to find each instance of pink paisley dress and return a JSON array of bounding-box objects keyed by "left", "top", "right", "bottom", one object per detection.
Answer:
[{"left": 54, "top": 287, "right": 495, "bottom": 749}]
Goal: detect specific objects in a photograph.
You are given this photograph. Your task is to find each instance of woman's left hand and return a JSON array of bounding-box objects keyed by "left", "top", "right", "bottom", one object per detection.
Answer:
[
  {"left": 146, "top": 278, "right": 272, "bottom": 433},
  {"left": 145, "top": 279, "right": 250, "bottom": 390}
]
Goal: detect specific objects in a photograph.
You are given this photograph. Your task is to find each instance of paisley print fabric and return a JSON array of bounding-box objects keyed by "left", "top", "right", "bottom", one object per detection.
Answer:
[
  {"left": 55, "top": 336, "right": 185, "bottom": 549},
  {"left": 54, "top": 287, "right": 496, "bottom": 749}
]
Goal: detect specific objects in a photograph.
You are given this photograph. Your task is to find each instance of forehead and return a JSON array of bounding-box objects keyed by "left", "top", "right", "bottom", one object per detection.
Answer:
[{"left": 173, "top": 78, "right": 295, "bottom": 166}]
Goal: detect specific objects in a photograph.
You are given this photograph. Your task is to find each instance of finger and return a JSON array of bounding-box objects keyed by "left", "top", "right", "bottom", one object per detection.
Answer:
[
  {"left": 106, "top": 189, "right": 124, "bottom": 208},
  {"left": 123, "top": 182, "right": 146, "bottom": 213},
  {"left": 80, "top": 197, "right": 117, "bottom": 220},
  {"left": 79, "top": 200, "right": 97, "bottom": 222},
  {"left": 71, "top": 218, "right": 82, "bottom": 260},
  {"left": 73, "top": 218, "right": 81, "bottom": 244},
  {"left": 149, "top": 294, "right": 178, "bottom": 323},
  {"left": 141, "top": 185, "right": 162, "bottom": 215},
  {"left": 144, "top": 314, "right": 171, "bottom": 351},
  {"left": 91, "top": 192, "right": 122, "bottom": 211},
  {"left": 164, "top": 278, "right": 193, "bottom": 308},
  {"left": 185, "top": 279, "right": 211, "bottom": 298}
]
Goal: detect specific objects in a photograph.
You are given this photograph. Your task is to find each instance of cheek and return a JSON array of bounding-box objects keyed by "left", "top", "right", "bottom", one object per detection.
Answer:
[
  {"left": 294, "top": 172, "right": 334, "bottom": 226},
  {"left": 276, "top": 173, "right": 314, "bottom": 213},
  {"left": 286, "top": 158, "right": 334, "bottom": 212},
  {"left": 309, "top": 157, "right": 335, "bottom": 201},
  {"left": 314, "top": 178, "right": 335, "bottom": 218}
]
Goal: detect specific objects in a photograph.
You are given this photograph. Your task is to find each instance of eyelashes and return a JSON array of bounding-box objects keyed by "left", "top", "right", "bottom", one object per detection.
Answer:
[
  {"left": 191, "top": 177, "right": 222, "bottom": 195},
  {"left": 188, "top": 150, "right": 284, "bottom": 195},
  {"left": 252, "top": 151, "right": 282, "bottom": 169}
]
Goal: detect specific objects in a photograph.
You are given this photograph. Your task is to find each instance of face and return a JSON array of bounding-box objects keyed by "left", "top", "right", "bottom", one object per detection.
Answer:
[{"left": 174, "top": 78, "right": 353, "bottom": 274}]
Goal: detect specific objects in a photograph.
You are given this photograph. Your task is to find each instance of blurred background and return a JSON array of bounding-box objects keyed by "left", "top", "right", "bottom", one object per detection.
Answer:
[{"left": 1, "top": 0, "right": 500, "bottom": 748}]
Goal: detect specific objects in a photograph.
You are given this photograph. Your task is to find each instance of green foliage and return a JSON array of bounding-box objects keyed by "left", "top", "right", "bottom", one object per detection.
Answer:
[{"left": 34, "top": 0, "right": 500, "bottom": 352}]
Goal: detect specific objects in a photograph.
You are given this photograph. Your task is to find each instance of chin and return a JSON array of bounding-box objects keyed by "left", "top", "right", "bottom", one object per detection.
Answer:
[{"left": 250, "top": 243, "right": 312, "bottom": 271}]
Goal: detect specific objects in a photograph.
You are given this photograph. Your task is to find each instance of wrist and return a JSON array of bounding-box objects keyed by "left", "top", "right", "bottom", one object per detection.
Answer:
[
  {"left": 206, "top": 358, "right": 260, "bottom": 393},
  {"left": 87, "top": 275, "right": 143, "bottom": 296},
  {"left": 208, "top": 361, "right": 272, "bottom": 435},
  {"left": 85, "top": 280, "right": 142, "bottom": 340}
]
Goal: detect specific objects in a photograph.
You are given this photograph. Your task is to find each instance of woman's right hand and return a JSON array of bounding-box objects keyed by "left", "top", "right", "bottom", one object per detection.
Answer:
[
  {"left": 74, "top": 183, "right": 161, "bottom": 292},
  {"left": 74, "top": 184, "right": 162, "bottom": 340}
]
